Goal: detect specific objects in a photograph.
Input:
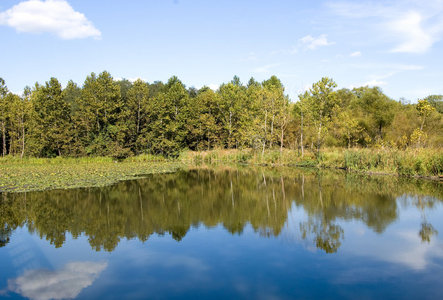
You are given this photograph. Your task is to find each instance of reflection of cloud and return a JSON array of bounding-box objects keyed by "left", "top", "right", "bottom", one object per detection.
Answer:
[
  {"left": 7, "top": 261, "right": 107, "bottom": 300},
  {"left": 163, "top": 255, "right": 208, "bottom": 271},
  {"left": 345, "top": 228, "right": 443, "bottom": 271},
  {"left": 386, "top": 231, "right": 443, "bottom": 270},
  {"left": 131, "top": 251, "right": 209, "bottom": 272}
]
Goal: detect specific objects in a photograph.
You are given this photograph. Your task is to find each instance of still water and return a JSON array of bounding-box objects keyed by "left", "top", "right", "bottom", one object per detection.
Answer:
[{"left": 0, "top": 167, "right": 442, "bottom": 299}]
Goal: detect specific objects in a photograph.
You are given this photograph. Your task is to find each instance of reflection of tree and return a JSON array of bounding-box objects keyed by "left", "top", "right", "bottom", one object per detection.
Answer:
[
  {"left": 419, "top": 223, "right": 438, "bottom": 243},
  {"left": 411, "top": 195, "right": 440, "bottom": 243},
  {"left": 0, "top": 168, "right": 441, "bottom": 253},
  {"left": 0, "top": 224, "right": 12, "bottom": 247},
  {"left": 300, "top": 220, "right": 343, "bottom": 253}
]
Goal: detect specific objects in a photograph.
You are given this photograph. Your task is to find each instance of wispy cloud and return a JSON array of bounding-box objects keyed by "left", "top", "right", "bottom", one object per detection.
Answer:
[
  {"left": 349, "top": 63, "right": 424, "bottom": 71},
  {"left": 299, "top": 34, "right": 334, "bottom": 50},
  {"left": 244, "top": 52, "right": 258, "bottom": 61},
  {"left": 328, "top": 0, "right": 443, "bottom": 53},
  {"left": 349, "top": 63, "right": 424, "bottom": 89},
  {"left": 350, "top": 51, "right": 361, "bottom": 57},
  {"left": 362, "top": 79, "right": 387, "bottom": 87},
  {"left": 0, "top": 0, "right": 101, "bottom": 39},
  {"left": 252, "top": 63, "right": 280, "bottom": 74}
]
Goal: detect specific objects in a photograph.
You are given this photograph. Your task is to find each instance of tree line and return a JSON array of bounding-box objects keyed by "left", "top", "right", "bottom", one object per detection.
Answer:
[{"left": 0, "top": 72, "right": 441, "bottom": 158}]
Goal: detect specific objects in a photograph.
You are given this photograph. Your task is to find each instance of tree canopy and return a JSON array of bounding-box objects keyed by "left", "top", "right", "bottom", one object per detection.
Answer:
[{"left": 0, "top": 73, "right": 441, "bottom": 158}]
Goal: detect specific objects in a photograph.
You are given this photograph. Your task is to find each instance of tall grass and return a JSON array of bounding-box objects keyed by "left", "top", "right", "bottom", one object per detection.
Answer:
[
  {"left": 179, "top": 148, "right": 317, "bottom": 166},
  {"left": 340, "top": 148, "right": 442, "bottom": 176},
  {"left": 181, "top": 148, "right": 442, "bottom": 177}
]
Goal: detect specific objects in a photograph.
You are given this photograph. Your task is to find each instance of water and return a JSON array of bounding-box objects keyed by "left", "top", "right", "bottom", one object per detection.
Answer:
[{"left": 1, "top": 167, "right": 442, "bottom": 299}]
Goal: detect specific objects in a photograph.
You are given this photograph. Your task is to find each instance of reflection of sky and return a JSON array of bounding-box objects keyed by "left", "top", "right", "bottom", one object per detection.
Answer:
[
  {"left": 7, "top": 262, "right": 107, "bottom": 300},
  {"left": 1, "top": 195, "right": 442, "bottom": 299},
  {"left": 282, "top": 196, "right": 443, "bottom": 270}
]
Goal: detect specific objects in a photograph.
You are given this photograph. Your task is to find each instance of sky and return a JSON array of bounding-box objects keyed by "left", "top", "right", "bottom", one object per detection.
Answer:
[{"left": 0, "top": 0, "right": 442, "bottom": 102}]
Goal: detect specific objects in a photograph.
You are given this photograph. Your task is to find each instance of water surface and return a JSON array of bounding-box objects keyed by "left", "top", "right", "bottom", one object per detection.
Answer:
[{"left": 1, "top": 167, "right": 442, "bottom": 299}]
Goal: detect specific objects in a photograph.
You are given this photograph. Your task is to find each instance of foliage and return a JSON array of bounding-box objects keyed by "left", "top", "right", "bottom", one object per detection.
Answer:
[{"left": 0, "top": 74, "right": 441, "bottom": 159}]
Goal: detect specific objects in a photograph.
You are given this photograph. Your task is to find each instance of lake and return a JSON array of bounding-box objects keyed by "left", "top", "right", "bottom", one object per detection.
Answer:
[{"left": 1, "top": 167, "right": 442, "bottom": 299}]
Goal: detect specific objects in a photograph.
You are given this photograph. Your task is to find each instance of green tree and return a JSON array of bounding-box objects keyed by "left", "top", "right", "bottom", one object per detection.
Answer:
[
  {"left": 424, "top": 95, "right": 443, "bottom": 114},
  {"left": 262, "top": 76, "right": 288, "bottom": 150},
  {"left": 76, "top": 71, "right": 125, "bottom": 156},
  {"left": 30, "top": 78, "right": 72, "bottom": 156},
  {"left": 300, "top": 77, "right": 338, "bottom": 155},
  {"left": 413, "top": 99, "right": 436, "bottom": 147},
  {"left": 218, "top": 76, "right": 250, "bottom": 148},
  {"left": 126, "top": 79, "right": 150, "bottom": 153},
  {"left": 147, "top": 76, "right": 189, "bottom": 156},
  {"left": 0, "top": 78, "right": 9, "bottom": 156},
  {"left": 352, "top": 86, "right": 396, "bottom": 144},
  {"left": 186, "top": 87, "right": 223, "bottom": 150}
]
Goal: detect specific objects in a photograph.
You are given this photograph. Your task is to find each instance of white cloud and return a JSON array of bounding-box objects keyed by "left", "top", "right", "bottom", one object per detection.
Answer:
[
  {"left": 362, "top": 79, "right": 387, "bottom": 87},
  {"left": 7, "top": 261, "right": 107, "bottom": 300},
  {"left": 252, "top": 63, "right": 280, "bottom": 74},
  {"left": 0, "top": 0, "right": 101, "bottom": 39},
  {"left": 270, "top": 35, "right": 333, "bottom": 56},
  {"left": 350, "top": 51, "right": 361, "bottom": 57},
  {"left": 299, "top": 34, "right": 334, "bottom": 50},
  {"left": 389, "top": 11, "right": 435, "bottom": 53},
  {"left": 329, "top": 1, "right": 443, "bottom": 53},
  {"left": 208, "top": 83, "right": 219, "bottom": 91}
]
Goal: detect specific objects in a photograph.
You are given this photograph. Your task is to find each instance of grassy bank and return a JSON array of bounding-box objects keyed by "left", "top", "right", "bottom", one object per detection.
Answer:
[
  {"left": 0, "top": 154, "right": 181, "bottom": 193},
  {"left": 1, "top": 148, "right": 441, "bottom": 193},
  {"left": 180, "top": 148, "right": 443, "bottom": 178}
]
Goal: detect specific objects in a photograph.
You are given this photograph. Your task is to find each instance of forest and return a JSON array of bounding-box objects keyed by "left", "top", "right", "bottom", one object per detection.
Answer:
[{"left": 0, "top": 72, "right": 442, "bottom": 159}]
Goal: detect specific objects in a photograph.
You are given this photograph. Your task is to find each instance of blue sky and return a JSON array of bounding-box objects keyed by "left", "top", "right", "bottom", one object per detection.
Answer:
[{"left": 1, "top": 0, "right": 442, "bottom": 102}]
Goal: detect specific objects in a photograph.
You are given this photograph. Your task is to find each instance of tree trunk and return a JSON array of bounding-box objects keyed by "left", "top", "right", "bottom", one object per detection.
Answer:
[
  {"left": 1, "top": 121, "right": 5, "bottom": 157},
  {"left": 228, "top": 110, "right": 232, "bottom": 148},
  {"left": 262, "top": 110, "right": 268, "bottom": 157},
  {"left": 21, "top": 121, "right": 25, "bottom": 159},
  {"left": 300, "top": 111, "right": 304, "bottom": 158},
  {"left": 270, "top": 113, "right": 274, "bottom": 148},
  {"left": 280, "top": 126, "right": 284, "bottom": 153},
  {"left": 137, "top": 98, "right": 141, "bottom": 135},
  {"left": 317, "top": 121, "right": 322, "bottom": 157}
]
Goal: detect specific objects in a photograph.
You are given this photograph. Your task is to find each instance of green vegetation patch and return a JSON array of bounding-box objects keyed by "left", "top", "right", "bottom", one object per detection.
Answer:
[{"left": 0, "top": 156, "right": 182, "bottom": 193}]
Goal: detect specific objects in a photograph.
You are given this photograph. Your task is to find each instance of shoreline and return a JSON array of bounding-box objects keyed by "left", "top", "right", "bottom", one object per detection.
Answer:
[{"left": 1, "top": 148, "right": 442, "bottom": 193}]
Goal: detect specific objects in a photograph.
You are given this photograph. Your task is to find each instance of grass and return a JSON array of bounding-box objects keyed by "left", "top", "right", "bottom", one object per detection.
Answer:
[{"left": 1, "top": 148, "right": 441, "bottom": 193}]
